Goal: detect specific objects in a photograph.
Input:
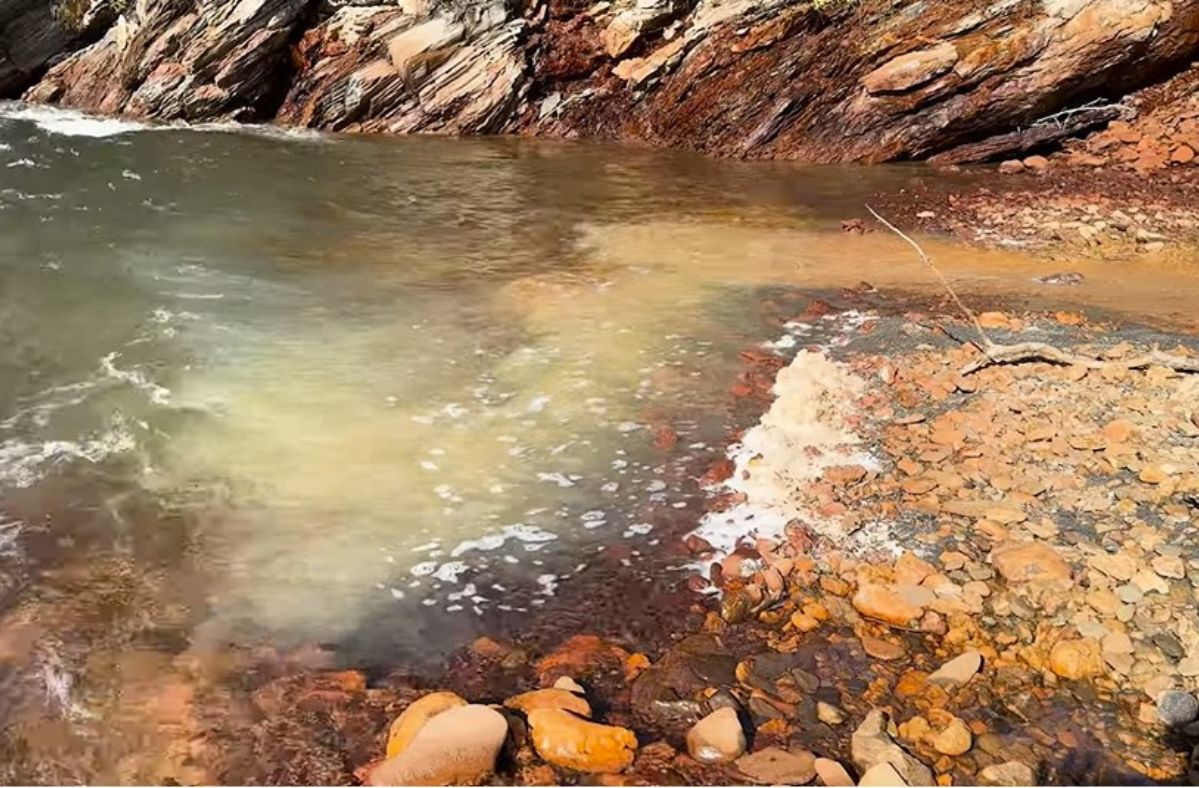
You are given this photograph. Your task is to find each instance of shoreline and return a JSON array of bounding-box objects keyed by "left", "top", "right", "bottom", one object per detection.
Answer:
[
  {"left": 16, "top": 295, "right": 1190, "bottom": 785},
  {"left": 365, "top": 303, "right": 1199, "bottom": 786}
]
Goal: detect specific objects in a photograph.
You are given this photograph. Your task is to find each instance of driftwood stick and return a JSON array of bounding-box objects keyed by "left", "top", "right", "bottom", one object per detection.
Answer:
[
  {"left": 865, "top": 206, "right": 1199, "bottom": 377},
  {"left": 959, "top": 344, "right": 1199, "bottom": 375},
  {"left": 864, "top": 204, "right": 993, "bottom": 351}
]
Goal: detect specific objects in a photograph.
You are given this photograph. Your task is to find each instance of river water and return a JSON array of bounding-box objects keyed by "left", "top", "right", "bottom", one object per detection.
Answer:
[{"left": 2, "top": 102, "right": 1199, "bottom": 779}]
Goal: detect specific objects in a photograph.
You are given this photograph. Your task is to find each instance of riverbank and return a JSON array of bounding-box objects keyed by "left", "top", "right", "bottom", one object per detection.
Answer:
[
  {"left": 13, "top": 300, "right": 1192, "bottom": 785},
  {"left": 320, "top": 305, "right": 1199, "bottom": 786}
]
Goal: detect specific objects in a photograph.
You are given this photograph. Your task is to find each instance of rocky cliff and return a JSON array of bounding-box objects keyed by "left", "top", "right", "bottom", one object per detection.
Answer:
[{"left": 5, "top": 0, "right": 1199, "bottom": 163}]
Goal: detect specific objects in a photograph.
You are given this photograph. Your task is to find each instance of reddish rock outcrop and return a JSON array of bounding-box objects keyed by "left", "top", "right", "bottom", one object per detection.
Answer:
[
  {"left": 8, "top": 0, "right": 1199, "bottom": 166},
  {"left": 24, "top": 0, "right": 313, "bottom": 120}
]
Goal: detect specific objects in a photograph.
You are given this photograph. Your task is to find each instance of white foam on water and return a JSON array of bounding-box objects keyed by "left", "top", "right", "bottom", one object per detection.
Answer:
[
  {"left": 687, "top": 347, "right": 881, "bottom": 560},
  {"left": 100, "top": 352, "right": 171, "bottom": 405},
  {"left": 0, "top": 516, "right": 23, "bottom": 558},
  {"left": 0, "top": 102, "right": 331, "bottom": 143},
  {"left": 0, "top": 103, "right": 150, "bottom": 138},
  {"left": 0, "top": 422, "right": 137, "bottom": 488}
]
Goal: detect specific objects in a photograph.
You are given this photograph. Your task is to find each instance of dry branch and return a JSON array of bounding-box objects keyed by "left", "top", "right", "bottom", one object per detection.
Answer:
[{"left": 864, "top": 205, "right": 1199, "bottom": 377}]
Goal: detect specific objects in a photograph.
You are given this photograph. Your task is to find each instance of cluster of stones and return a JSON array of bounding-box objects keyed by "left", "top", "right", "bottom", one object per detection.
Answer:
[
  {"left": 680, "top": 319, "right": 1199, "bottom": 783},
  {"left": 364, "top": 676, "right": 638, "bottom": 785}
]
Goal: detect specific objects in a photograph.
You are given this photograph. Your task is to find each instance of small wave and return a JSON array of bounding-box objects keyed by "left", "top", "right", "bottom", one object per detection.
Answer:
[
  {"left": 0, "top": 424, "right": 137, "bottom": 488},
  {"left": 0, "top": 101, "right": 328, "bottom": 143},
  {"left": 100, "top": 352, "right": 171, "bottom": 406},
  {"left": 189, "top": 120, "right": 327, "bottom": 143},
  {"left": 0, "top": 102, "right": 150, "bottom": 138},
  {"left": 0, "top": 516, "right": 23, "bottom": 558}
]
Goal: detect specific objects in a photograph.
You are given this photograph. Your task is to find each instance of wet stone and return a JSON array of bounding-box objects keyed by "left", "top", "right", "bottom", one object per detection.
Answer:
[
  {"left": 735, "top": 747, "right": 816, "bottom": 785},
  {"left": 367, "top": 704, "right": 508, "bottom": 786},
  {"left": 686, "top": 707, "right": 746, "bottom": 764},
  {"left": 979, "top": 761, "right": 1037, "bottom": 786},
  {"left": 1154, "top": 632, "right": 1186, "bottom": 661},
  {"left": 1157, "top": 691, "right": 1199, "bottom": 727},
  {"left": 928, "top": 650, "right": 982, "bottom": 689}
]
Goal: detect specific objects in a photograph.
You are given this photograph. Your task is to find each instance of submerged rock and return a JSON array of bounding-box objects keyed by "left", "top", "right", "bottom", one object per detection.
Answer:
[
  {"left": 859, "top": 762, "right": 907, "bottom": 786},
  {"left": 526, "top": 707, "right": 637, "bottom": 773},
  {"left": 367, "top": 704, "right": 507, "bottom": 786},
  {"left": 978, "top": 761, "right": 1037, "bottom": 786},
  {"left": 850, "top": 709, "right": 934, "bottom": 787},
  {"left": 685, "top": 707, "right": 745, "bottom": 764},
  {"left": 1048, "top": 638, "right": 1104, "bottom": 680},
  {"left": 734, "top": 747, "right": 816, "bottom": 785},
  {"left": 814, "top": 757, "right": 855, "bottom": 786},
  {"left": 928, "top": 650, "right": 982, "bottom": 689},
  {"left": 630, "top": 634, "right": 737, "bottom": 728}
]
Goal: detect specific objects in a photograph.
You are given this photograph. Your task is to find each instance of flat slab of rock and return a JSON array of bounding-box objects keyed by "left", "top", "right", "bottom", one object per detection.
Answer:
[
  {"left": 735, "top": 747, "right": 816, "bottom": 785},
  {"left": 368, "top": 704, "right": 508, "bottom": 786},
  {"left": 862, "top": 43, "right": 958, "bottom": 95},
  {"left": 978, "top": 761, "right": 1037, "bottom": 785},
  {"left": 928, "top": 650, "right": 982, "bottom": 689},
  {"left": 686, "top": 706, "right": 746, "bottom": 764},
  {"left": 852, "top": 584, "right": 923, "bottom": 627}
]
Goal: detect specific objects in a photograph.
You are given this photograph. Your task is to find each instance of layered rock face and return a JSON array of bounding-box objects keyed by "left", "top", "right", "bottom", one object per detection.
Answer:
[
  {"left": 23, "top": 0, "right": 313, "bottom": 120},
  {"left": 0, "top": 0, "right": 82, "bottom": 94},
  {"left": 8, "top": 0, "right": 1199, "bottom": 162}
]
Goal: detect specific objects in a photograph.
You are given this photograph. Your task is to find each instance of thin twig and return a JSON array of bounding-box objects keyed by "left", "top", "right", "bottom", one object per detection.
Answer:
[
  {"left": 865, "top": 204, "right": 993, "bottom": 350},
  {"left": 1032, "top": 98, "right": 1132, "bottom": 129}
]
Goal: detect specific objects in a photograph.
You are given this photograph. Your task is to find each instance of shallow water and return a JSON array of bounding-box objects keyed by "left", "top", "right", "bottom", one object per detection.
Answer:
[{"left": 2, "top": 103, "right": 1198, "bottom": 695}]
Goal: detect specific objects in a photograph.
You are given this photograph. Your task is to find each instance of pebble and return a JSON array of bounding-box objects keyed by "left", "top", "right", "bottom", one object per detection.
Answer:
[
  {"left": 367, "top": 704, "right": 508, "bottom": 786},
  {"left": 928, "top": 650, "right": 982, "bottom": 688},
  {"left": 862, "top": 636, "right": 907, "bottom": 661},
  {"left": 816, "top": 701, "right": 846, "bottom": 725},
  {"left": 685, "top": 707, "right": 746, "bottom": 764},
  {"left": 851, "top": 709, "right": 934, "bottom": 786},
  {"left": 504, "top": 688, "right": 592, "bottom": 718},
  {"left": 1154, "top": 632, "right": 1186, "bottom": 661},
  {"left": 527, "top": 708, "right": 637, "bottom": 773},
  {"left": 814, "top": 757, "right": 855, "bottom": 786},
  {"left": 932, "top": 716, "right": 973, "bottom": 756},
  {"left": 553, "top": 676, "right": 586, "bottom": 694},
  {"left": 1156, "top": 691, "right": 1199, "bottom": 727},
  {"left": 1101, "top": 631, "right": 1133, "bottom": 655},
  {"left": 1152, "top": 555, "right": 1185, "bottom": 579},
  {"left": 852, "top": 584, "right": 924, "bottom": 626},
  {"left": 1178, "top": 656, "right": 1199, "bottom": 677},
  {"left": 990, "top": 542, "right": 1072, "bottom": 585},
  {"left": 385, "top": 691, "right": 467, "bottom": 758},
  {"left": 978, "top": 761, "right": 1037, "bottom": 785},
  {"left": 859, "top": 762, "right": 907, "bottom": 786},
  {"left": 1116, "top": 584, "right": 1144, "bottom": 604},
  {"left": 1049, "top": 638, "right": 1104, "bottom": 680}
]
